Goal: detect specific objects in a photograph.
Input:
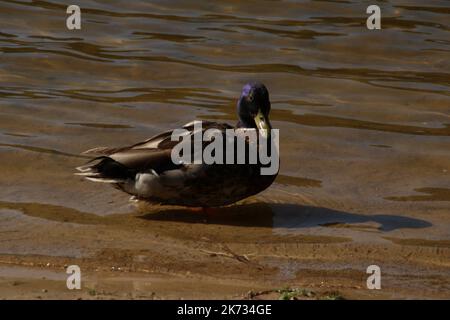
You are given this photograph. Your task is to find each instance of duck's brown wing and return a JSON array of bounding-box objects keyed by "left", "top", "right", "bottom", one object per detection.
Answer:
[
  {"left": 76, "top": 120, "right": 232, "bottom": 182},
  {"left": 81, "top": 129, "right": 175, "bottom": 156},
  {"left": 82, "top": 120, "right": 230, "bottom": 155}
]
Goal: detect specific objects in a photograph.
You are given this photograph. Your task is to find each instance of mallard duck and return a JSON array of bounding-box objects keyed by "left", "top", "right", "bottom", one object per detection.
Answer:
[{"left": 76, "top": 82, "right": 278, "bottom": 207}]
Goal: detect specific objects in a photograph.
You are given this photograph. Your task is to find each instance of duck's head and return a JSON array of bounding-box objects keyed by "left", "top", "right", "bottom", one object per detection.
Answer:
[{"left": 237, "top": 82, "right": 272, "bottom": 137}]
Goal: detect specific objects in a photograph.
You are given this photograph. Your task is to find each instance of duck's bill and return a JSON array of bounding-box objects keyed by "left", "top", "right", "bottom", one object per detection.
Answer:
[{"left": 254, "top": 109, "right": 271, "bottom": 138}]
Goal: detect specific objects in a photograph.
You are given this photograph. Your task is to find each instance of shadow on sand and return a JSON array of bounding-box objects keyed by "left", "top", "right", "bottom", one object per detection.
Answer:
[{"left": 139, "top": 203, "right": 431, "bottom": 231}]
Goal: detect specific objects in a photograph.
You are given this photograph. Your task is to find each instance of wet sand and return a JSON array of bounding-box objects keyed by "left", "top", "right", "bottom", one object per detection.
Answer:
[
  {"left": 0, "top": 192, "right": 448, "bottom": 299},
  {"left": 0, "top": 0, "right": 449, "bottom": 299}
]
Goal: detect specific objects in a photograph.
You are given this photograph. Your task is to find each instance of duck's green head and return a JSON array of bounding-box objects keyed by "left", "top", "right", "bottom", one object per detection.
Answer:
[{"left": 237, "top": 82, "right": 272, "bottom": 137}]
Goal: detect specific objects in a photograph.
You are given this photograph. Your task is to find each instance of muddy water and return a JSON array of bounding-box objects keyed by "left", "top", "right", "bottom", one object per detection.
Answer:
[{"left": 0, "top": 1, "right": 449, "bottom": 299}]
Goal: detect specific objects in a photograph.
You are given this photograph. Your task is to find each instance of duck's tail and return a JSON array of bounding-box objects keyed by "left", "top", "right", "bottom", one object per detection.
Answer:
[{"left": 75, "top": 156, "right": 132, "bottom": 183}]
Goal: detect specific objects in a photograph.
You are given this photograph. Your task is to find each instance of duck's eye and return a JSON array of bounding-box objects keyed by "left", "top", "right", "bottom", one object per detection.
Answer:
[{"left": 247, "top": 94, "right": 254, "bottom": 102}]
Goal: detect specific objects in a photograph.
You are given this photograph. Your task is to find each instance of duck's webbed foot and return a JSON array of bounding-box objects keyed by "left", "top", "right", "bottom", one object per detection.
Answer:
[{"left": 187, "top": 207, "right": 218, "bottom": 215}]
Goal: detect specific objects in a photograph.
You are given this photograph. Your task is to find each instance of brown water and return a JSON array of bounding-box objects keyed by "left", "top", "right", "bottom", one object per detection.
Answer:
[{"left": 0, "top": 0, "right": 449, "bottom": 299}]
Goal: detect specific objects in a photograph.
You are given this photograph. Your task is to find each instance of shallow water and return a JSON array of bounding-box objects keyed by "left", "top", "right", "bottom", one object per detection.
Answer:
[{"left": 0, "top": 0, "right": 449, "bottom": 298}]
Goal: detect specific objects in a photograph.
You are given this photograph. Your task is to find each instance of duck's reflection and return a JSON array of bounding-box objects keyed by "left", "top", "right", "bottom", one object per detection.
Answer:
[{"left": 140, "top": 203, "right": 431, "bottom": 232}]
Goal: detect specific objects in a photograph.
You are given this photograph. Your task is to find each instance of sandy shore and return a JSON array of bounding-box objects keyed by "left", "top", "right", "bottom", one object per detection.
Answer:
[{"left": 0, "top": 196, "right": 448, "bottom": 300}]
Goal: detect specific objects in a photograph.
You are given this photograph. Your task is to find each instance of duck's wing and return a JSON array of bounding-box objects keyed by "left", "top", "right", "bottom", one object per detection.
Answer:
[
  {"left": 82, "top": 120, "right": 229, "bottom": 155},
  {"left": 76, "top": 120, "right": 232, "bottom": 183},
  {"left": 81, "top": 129, "right": 175, "bottom": 156}
]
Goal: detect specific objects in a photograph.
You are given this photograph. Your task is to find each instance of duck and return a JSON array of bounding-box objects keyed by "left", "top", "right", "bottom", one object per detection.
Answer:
[{"left": 75, "top": 82, "right": 279, "bottom": 207}]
